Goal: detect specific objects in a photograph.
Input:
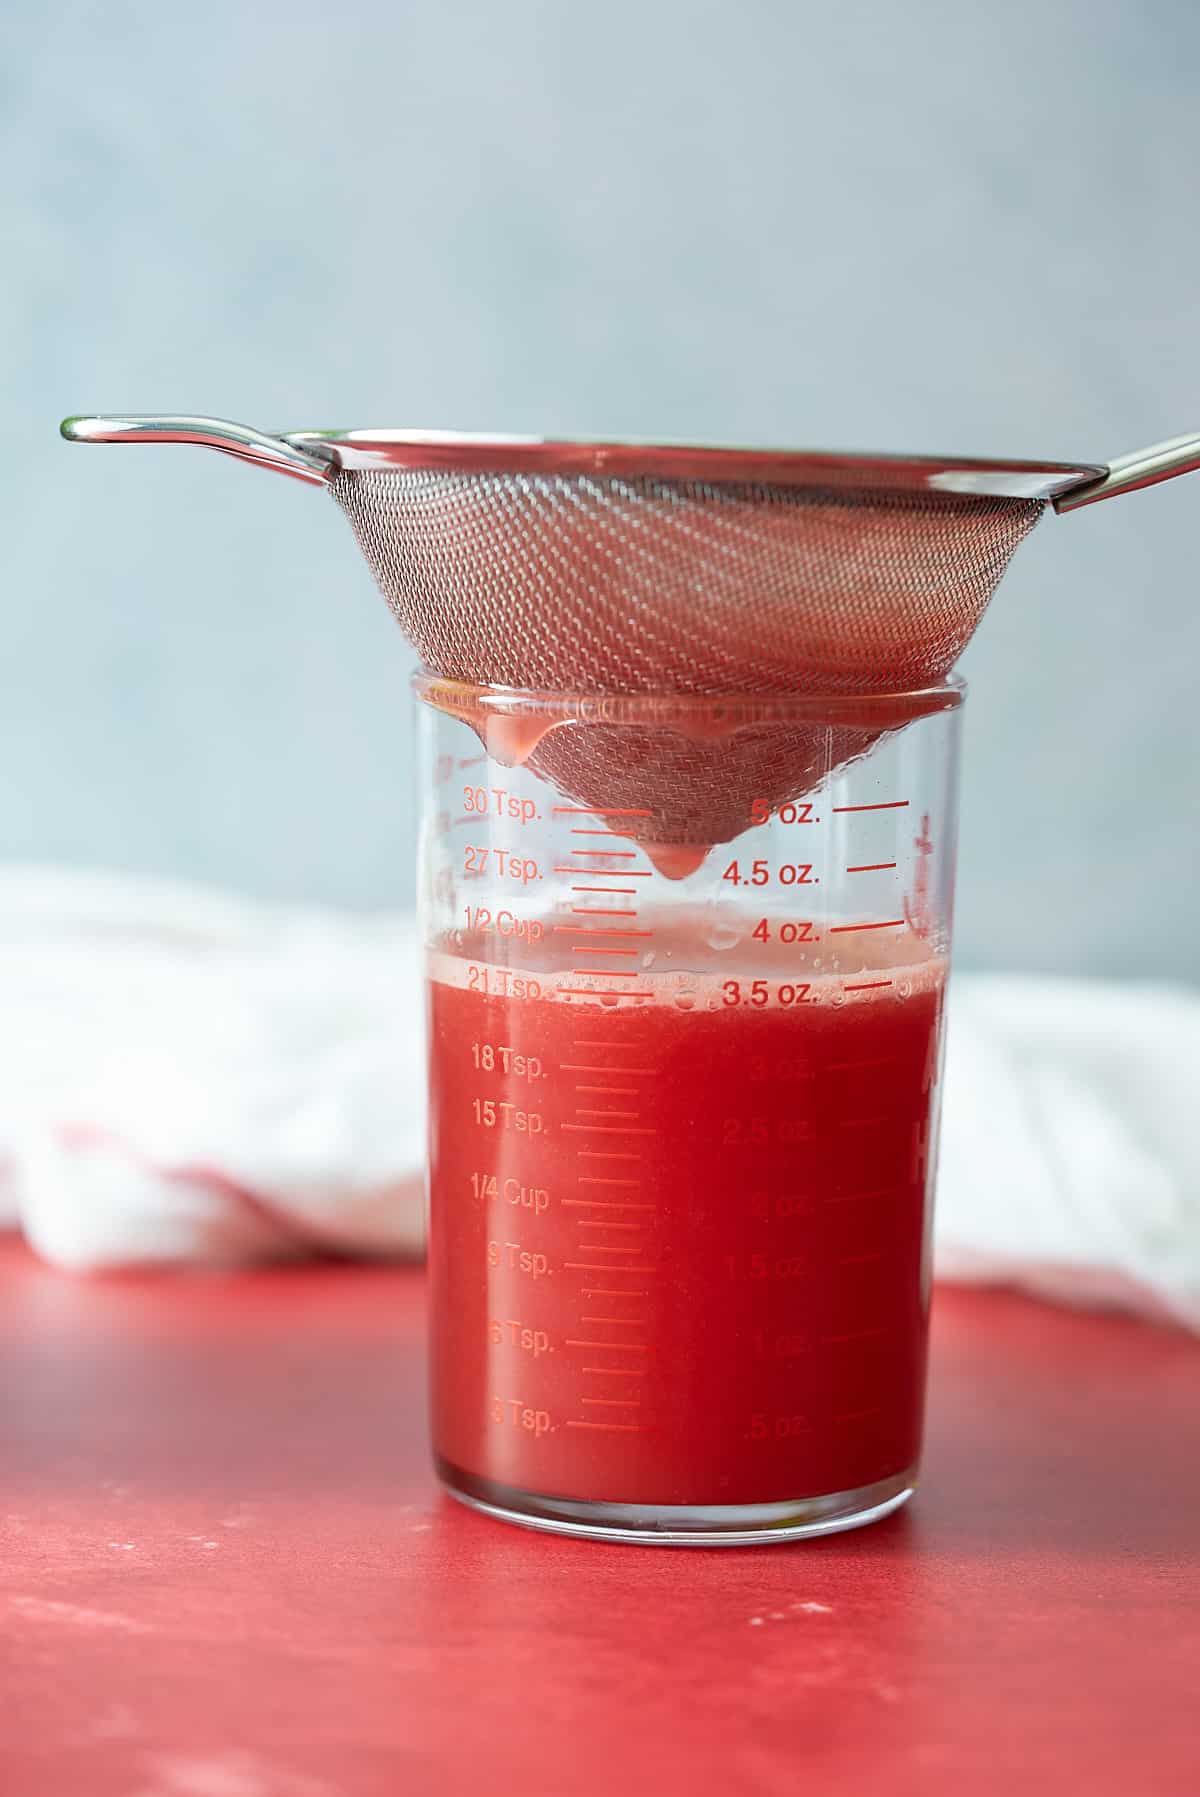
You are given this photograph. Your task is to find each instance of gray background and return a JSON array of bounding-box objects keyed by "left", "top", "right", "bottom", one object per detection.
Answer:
[{"left": 4, "top": 0, "right": 1197, "bottom": 976}]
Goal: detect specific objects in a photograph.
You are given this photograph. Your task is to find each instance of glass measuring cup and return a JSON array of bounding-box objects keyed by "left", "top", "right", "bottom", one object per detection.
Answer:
[{"left": 417, "top": 678, "right": 963, "bottom": 1544}]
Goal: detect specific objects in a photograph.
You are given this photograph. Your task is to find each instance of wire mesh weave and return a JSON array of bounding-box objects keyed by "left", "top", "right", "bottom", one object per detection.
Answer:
[{"left": 330, "top": 468, "right": 1043, "bottom": 852}]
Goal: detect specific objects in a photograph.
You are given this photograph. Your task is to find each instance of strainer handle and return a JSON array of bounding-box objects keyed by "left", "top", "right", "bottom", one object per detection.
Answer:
[
  {"left": 1054, "top": 433, "right": 1200, "bottom": 513},
  {"left": 59, "top": 415, "right": 335, "bottom": 487}
]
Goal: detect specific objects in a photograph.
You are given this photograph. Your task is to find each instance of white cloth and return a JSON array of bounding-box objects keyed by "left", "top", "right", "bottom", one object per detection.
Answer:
[{"left": 0, "top": 868, "right": 1196, "bottom": 1330}]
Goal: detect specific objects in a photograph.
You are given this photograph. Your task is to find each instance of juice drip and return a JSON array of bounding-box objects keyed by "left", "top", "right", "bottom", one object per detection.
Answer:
[{"left": 427, "top": 944, "right": 944, "bottom": 1510}]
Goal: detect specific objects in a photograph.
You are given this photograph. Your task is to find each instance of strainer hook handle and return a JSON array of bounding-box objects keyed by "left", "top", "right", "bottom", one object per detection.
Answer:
[
  {"left": 59, "top": 415, "right": 335, "bottom": 488},
  {"left": 1054, "top": 432, "right": 1200, "bottom": 513}
]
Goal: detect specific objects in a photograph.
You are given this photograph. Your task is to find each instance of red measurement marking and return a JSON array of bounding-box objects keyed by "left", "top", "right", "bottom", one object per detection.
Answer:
[
  {"left": 570, "top": 886, "right": 639, "bottom": 895},
  {"left": 829, "top": 1056, "right": 899, "bottom": 1071},
  {"left": 581, "top": 1314, "right": 644, "bottom": 1322},
  {"left": 561, "top": 1064, "right": 654, "bottom": 1075},
  {"left": 577, "top": 1150, "right": 643, "bottom": 1160},
  {"left": 575, "top": 1085, "right": 638, "bottom": 1096},
  {"left": 555, "top": 925, "right": 653, "bottom": 937},
  {"left": 582, "top": 1365, "right": 643, "bottom": 1376},
  {"left": 832, "top": 800, "right": 909, "bottom": 813},
  {"left": 575, "top": 1175, "right": 644, "bottom": 1185},
  {"left": 828, "top": 919, "right": 905, "bottom": 934},
  {"left": 825, "top": 1185, "right": 903, "bottom": 1205},
  {"left": 822, "top": 1326, "right": 889, "bottom": 1345},
  {"left": 557, "top": 988, "right": 654, "bottom": 999},
  {"left": 582, "top": 1289, "right": 648, "bottom": 1298},
  {"left": 568, "top": 848, "right": 640, "bottom": 858},
  {"left": 843, "top": 979, "right": 894, "bottom": 992},
  {"left": 563, "top": 1124, "right": 656, "bottom": 1136},
  {"left": 581, "top": 1397, "right": 642, "bottom": 1407},
  {"left": 839, "top": 1251, "right": 884, "bottom": 1265},
  {"left": 835, "top": 1407, "right": 881, "bottom": 1423},
  {"left": 565, "top": 1420, "right": 648, "bottom": 1432},
  {"left": 569, "top": 908, "right": 639, "bottom": 917},
  {"left": 572, "top": 1041, "right": 647, "bottom": 1051},
  {"left": 564, "top": 1202, "right": 654, "bottom": 1213},
  {"left": 575, "top": 1108, "right": 640, "bottom": 1118},
  {"left": 457, "top": 754, "right": 488, "bottom": 769},
  {"left": 553, "top": 806, "right": 654, "bottom": 817},
  {"left": 556, "top": 868, "right": 652, "bottom": 877},
  {"left": 569, "top": 968, "right": 640, "bottom": 978},
  {"left": 847, "top": 862, "right": 898, "bottom": 873},
  {"left": 575, "top": 1246, "right": 648, "bottom": 1257},
  {"left": 565, "top": 1263, "right": 657, "bottom": 1273},
  {"left": 570, "top": 949, "right": 640, "bottom": 960},
  {"left": 565, "top": 1339, "right": 651, "bottom": 1350},
  {"left": 570, "top": 829, "right": 636, "bottom": 837},
  {"left": 838, "top": 1116, "right": 886, "bottom": 1128}
]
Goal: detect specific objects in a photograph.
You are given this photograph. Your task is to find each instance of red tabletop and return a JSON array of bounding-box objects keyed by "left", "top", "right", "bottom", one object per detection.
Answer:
[{"left": 1, "top": 1238, "right": 1197, "bottom": 1797}]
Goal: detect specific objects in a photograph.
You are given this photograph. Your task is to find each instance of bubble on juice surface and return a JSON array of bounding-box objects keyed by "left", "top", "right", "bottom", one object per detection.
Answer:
[
  {"left": 641, "top": 950, "right": 657, "bottom": 969},
  {"left": 706, "top": 918, "right": 741, "bottom": 952},
  {"left": 673, "top": 992, "right": 697, "bottom": 1011}
]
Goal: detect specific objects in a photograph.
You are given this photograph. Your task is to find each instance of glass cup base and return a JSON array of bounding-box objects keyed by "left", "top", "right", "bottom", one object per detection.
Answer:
[{"left": 438, "top": 1458, "right": 915, "bottom": 1546}]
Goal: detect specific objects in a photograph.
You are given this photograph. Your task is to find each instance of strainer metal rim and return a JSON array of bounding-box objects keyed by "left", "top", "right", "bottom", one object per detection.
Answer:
[
  {"left": 412, "top": 672, "right": 966, "bottom": 728},
  {"left": 288, "top": 429, "right": 1102, "bottom": 501}
]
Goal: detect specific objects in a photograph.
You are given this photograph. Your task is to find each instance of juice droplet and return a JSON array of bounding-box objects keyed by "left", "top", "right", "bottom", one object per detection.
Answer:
[
  {"left": 641, "top": 842, "right": 712, "bottom": 880},
  {"left": 485, "top": 713, "right": 555, "bottom": 767},
  {"left": 673, "top": 992, "right": 696, "bottom": 1011}
]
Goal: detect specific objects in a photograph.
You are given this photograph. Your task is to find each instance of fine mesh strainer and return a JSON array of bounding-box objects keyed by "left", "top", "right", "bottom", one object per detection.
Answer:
[{"left": 61, "top": 416, "right": 1200, "bottom": 863}]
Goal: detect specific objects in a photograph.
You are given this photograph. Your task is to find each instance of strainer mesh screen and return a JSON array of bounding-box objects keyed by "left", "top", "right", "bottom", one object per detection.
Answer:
[{"left": 330, "top": 467, "right": 1042, "bottom": 848}]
